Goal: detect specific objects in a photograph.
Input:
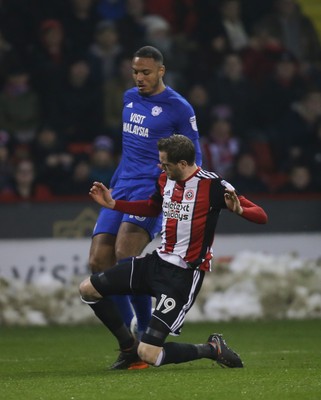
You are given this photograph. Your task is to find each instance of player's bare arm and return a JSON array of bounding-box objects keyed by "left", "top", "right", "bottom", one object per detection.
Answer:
[{"left": 89, "top": 182, "right": 116, "bottom": 209}]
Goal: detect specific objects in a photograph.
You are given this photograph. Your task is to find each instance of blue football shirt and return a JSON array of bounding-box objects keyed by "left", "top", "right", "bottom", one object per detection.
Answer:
[{"left": 110, "top": 86, "right": 202, "bottom": 187}]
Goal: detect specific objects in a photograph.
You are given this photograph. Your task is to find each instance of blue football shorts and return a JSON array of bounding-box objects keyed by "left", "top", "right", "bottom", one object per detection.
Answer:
[{"left": 92, "top": 178, "right": 162, "bottom": 240}]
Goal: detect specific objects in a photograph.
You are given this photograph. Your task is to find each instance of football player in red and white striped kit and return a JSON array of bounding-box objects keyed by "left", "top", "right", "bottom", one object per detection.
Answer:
[{"left": 80, "top": 134, "right": 268, "bottom": 370}]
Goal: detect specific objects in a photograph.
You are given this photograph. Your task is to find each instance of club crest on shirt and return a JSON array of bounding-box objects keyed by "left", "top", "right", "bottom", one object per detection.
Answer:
[
  {"left": 185, "top": 189, "right": 194, "bottom": 201},
  {"left": 151, "top": 106, "right": 162, "bottom": 116}
]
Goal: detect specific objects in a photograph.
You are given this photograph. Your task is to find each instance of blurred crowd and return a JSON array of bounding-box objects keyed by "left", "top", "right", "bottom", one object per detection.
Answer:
[{"left": 0, "top": 0, "right": 321, "bottom": 202}]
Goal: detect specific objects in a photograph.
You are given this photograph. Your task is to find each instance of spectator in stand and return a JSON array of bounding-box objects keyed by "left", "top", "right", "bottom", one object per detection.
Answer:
[
  {"left": 231, "top": 152, "right": 270, "bottom": 194},
  {"left": 270, "top": 87, "right": 321, "bottom": 171},
  {"left": 202, "top": 117, "right": 240, "bottom": 179},
  {"left": 89, "top": 135, "right": 116, "bottom": 185},
  {"left": 254, "top": 50, "right": 306, "bottom": 129},
  {"left": 208, "top": 52, "right": 257, "bottom": 138},
  {"left": 277, "top": 164, "right": 321, "bottom": 193},
  {"left": 195, "top": 0, "right": 249, "bottom": 66},
  {"left": 186, "top": 83, "right": 212, "bottom": 137},
  {"left": 145, "top": 0, "right": 198, "bottom": 36},
  {"left": 31, "top": 126, "right": 74, "bottom": 195},
  {"left": 61, "top": 0, "right": 101, "bottom": 56},
  {"left": 241, "top": 24, "right": 285, "bottom": 89},
  {"left": 259, "top": 0, "right": 321, "bottom": 66},
  {"left": 215, "top": 0, "right": 250, "bottom": 52},
  {"left": 189, "top": 1, "right": 229, "bottom": 80},
  {"left": 58, "top": 156, "right": 93, "bottom": 196},
  {"left": 0, "top": 67, "right": 42, "bottom": 144},
  {"left": 47, "top": 57, "right": 104, "bottom": 143},
  {"left": 87, "top": 20, "right": 124, "bottom": 82},
  {"left": 103, "top": 54, "right": 133, "bottom": 149},
  {"left": 0, "top": 158, "right": 52, "bottom": 201},
  {"left": 142, "top": 15, "right": 189, "bottom": 92},
  {"left": 116, "top": 0, "right": 147, "bottom": 54},
  {"left": 27, "top": 19, "right": 70, "bottom": 119},
  {"left": 144, "top": 0, "right": 178, "bottom": 30}
]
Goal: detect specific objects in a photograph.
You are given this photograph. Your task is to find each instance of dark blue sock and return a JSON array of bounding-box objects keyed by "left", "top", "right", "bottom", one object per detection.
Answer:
[
  {"left": 130, "top": 295, "right": 152, "bottom": 335},
  {"left": 111, "top": 295, "right": 134, "bottom": 328}
]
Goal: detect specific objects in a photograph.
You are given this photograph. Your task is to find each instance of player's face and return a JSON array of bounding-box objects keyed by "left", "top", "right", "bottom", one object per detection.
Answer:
[
  {"left": 159, "top": 151, "right": 184, "bottom": 181},
  {"left": 132, "top": 57, "right": 165, "bottom": 96}
]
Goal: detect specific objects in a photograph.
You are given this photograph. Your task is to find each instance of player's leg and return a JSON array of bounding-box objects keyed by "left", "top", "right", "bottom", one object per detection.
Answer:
[
  {"left": 115, "top": 221, "right": 153, "bottom": 339},
  {"left": 89, "top": 232, "right": 116, "bottom": 272},
  {"left": 89, "top": 205, "right": 134, "bottom": 328},
  {"left": 137, "top": 318, "right": 243, "bottom": 368},
  {"left": 135, "top": 262, "right": 243, "bottom": 368},
  {"left": 80, "top": 275, "right": 134, "bottom": 351},
  {"left": 79, "top": 257, "right": 150, "bottom": 370},
  {"left": 119, "top": 178, "right": 162, "bottom": 339},
  {"left": 132, "top": 254, "right": 243, "bottom": 368}
]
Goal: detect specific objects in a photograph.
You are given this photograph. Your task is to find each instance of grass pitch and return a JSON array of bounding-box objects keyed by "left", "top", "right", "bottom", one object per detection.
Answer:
[{"left": 0, "top": 320, "right": 320, "bottom": 400}]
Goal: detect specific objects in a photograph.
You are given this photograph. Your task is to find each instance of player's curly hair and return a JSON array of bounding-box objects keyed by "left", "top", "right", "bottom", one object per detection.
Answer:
[{"left": 158, "top": 135, "right": 195, "bottom": 165}]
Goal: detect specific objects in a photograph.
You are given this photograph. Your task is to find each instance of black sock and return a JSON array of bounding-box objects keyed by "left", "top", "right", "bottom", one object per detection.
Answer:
[
  {"left": 89, "top": 296, "right": 135, "bottom": 349},
  {"left": 159, "top": 342, "right": 215, "bottom": 365}
]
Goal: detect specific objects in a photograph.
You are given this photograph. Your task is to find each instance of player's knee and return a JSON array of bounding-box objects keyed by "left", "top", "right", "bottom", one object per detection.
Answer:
[
  {"left": 137, "top": 342, "right": 162, "bottom": 366},
  {"left": 79, "top": 277, "right": 100, "bottom": 303}
]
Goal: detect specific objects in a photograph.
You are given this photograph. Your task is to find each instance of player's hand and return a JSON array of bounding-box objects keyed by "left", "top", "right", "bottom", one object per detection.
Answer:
[
  {"left": 89, "top": 182, "right": 116, "bottom": 209},
  {"left": 224, "top": 189, "right": 243, "bottom": 215}
]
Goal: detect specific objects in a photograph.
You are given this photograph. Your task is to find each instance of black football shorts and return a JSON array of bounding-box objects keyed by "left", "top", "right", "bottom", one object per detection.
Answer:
[{"left": 90, "top": 251, "right": 205, "bottom": 338}]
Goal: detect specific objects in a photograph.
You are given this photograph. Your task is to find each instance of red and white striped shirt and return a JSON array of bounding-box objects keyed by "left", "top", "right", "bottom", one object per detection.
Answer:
[{"left": 114, "top": 167, "right": 267, "bottom": 271}]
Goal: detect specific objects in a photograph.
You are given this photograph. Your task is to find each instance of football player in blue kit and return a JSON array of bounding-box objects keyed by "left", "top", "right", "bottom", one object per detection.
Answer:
[{"left": 88, "top": 46, "right": 202, "bottom": 369}]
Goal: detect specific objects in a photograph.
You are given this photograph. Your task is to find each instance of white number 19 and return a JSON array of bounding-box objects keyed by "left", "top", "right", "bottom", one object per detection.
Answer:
[{"left": 156, "top": 294, "right": 176, "bottom": 314}]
